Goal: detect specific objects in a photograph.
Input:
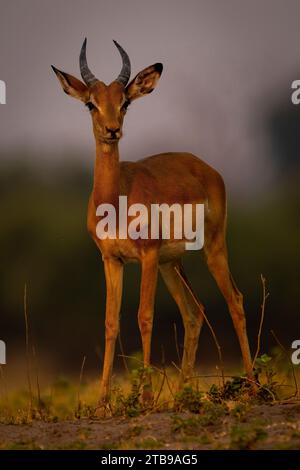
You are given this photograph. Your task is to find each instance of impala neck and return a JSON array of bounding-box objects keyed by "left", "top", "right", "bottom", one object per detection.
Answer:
[{"left": 93, "top": 141, "right": 120, "bottom": 208}]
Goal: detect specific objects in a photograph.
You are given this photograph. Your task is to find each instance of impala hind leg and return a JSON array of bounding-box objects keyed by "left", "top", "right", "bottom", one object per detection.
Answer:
[
  {"left": 204, "top": 239, "right": 254, "bottom": 380},
  {"left": 138, "top": 250, "right": 159, "bottom": 401},
  {"left": 159, "top": 261, "right": 204, "bottom": 383},
  {"left": 100, "top": 257, "right": 124, "bottom": 402}
]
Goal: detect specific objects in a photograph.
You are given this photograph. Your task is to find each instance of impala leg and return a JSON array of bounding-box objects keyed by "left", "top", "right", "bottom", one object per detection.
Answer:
[
  {"left": 100, "top": 257, "right": 124, "bottom": 402},
  {"left": 159, "top": 261, "right": 204, "bottom": 383},
  {"left": 138, "top": 250, "right": 159, "bottom": 399},
  {"left": 205, "top": 241, "right": 254, "bottom": 380}
]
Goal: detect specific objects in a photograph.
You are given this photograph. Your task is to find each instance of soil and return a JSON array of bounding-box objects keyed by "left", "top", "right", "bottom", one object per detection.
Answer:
[{"left": 0, "top": 403, "right": 300, "bottom": 450}]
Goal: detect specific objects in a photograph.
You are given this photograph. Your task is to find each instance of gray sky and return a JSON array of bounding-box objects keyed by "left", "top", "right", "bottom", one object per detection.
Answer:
[{"left": 0, "top": 0, "right": 300, "bottom": 194}]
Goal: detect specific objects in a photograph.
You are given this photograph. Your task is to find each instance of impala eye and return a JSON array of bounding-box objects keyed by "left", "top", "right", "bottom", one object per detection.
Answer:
[
  {"left": 86, "top": 101, "right": 96, "bottom": 111},
  {"left": 121, "top": 99, "right": 130, "bottom": 111}
]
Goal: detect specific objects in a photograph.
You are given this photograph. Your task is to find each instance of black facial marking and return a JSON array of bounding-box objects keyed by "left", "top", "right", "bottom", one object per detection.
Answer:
[
  {"left": 122, "top": 99, "right": 131, "bottom": 111},
  {"left": 86, "top": 101, "right": 96, "bottom": 111}
]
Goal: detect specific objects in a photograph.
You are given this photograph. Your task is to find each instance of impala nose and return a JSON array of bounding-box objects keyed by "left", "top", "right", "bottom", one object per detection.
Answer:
[{"left": 105, "top": 127, "right": 121, "bottom": 139}]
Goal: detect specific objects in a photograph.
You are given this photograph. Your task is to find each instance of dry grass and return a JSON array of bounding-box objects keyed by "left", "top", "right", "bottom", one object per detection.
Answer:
[
  {"left": 1, "top": 278, "right": 299, "bottom": 449},
  {"left": 0, "top": 361, "right": 300, "bottom": 450},
  {"left": 0, "top": 350, "right": 299, "bottom": 425}
]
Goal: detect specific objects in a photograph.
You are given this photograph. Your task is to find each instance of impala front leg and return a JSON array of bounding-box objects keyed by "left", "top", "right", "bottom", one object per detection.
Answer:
[
  {"left": 100, "top": 257, "right": 124, "bottom": 402},
  {"left": 138, "top": 249, "right": 159, "bottom": 398}
]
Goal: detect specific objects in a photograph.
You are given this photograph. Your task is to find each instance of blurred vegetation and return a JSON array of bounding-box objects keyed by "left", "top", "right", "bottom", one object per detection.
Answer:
[
  {"left": 0, "top": 155, "right": 299, "bottom": 374},
  {"left": 0, "top": 349, "right": 299, "bottom": 449},
  {"left": 0, "top": 350, "right": 299, "bottom": 424}
]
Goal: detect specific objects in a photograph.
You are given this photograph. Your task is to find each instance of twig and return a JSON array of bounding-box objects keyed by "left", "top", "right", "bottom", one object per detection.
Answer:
[
  {"left": 174, "top": 265, "right": 225, "bottom": 386},
  {"left": 77, "top": 355, "right": 87, "bottom": 415},
  {"left": 173, "top": 323, "right": 181, "bottom": 367},
  {"left": 79, "top": 356, "right": 86, "bottom": 395},
  {"left": 171, "top": 361, "right": 182, "bottom": 373},
  {"left": 118, "top": 354, "right": 163, "bottom": 376},
  {"left": 163, "top": 369, "right": 176, "bottom": 399},
  {"left": 24, "top": 283, "right": 33, "bottom": 414},
  {"left": 118, "top": 353, "right": 176, "bottom": 398},
  {"left": 244, "top": 375, "right": 276, "bottom": 401},
  {"left": 141, "top": 400, "right": 173, "bottom": 417},
  {"left": 271, "top": 330, "right": 299, "bottom": 399},
  {"left": 118, "top": 332, "right": 129, "bottom": 375},
  {"left": 252, "top": 275, "right": 269, "bottom": 367},
  {"left": 32, "top": 345, "right": 41, "bottom": 411},
  {"left": 154, "top": 345, "right": 167, "bottom": 406},
  {"left": 156, "top": 346, "right": 174, "bottom": 399},
  {"left": 154, "top": 370, "right": 166, "bottom": 407},
  {"left": 190, "top": 373, "right": 239, "bottom": 379}
]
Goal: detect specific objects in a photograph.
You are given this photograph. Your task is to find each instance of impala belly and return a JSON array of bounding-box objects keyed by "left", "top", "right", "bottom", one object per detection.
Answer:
[
  {"left": 99, "top": 238, "right": 190, "bottom": 264},
  {"left": 158, "top": 239, "right": 188, "bottom": 262}
]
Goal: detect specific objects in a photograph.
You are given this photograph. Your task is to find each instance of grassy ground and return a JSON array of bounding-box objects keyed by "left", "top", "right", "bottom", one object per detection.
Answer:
[
  {"left": 1, "top": 404, "right": 300, "bottom": 450},
  {"left": 1, "top": 353, "right": 300, "bottom": 450}
]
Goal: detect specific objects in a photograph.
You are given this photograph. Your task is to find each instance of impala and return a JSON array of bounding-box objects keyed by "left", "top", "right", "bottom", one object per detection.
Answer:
[{"left": 52, "top": 39, "right": 254, "bottom": 401}]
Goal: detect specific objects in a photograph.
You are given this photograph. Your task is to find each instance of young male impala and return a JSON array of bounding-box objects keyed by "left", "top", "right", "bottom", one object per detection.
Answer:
[{"left": 52, "top": 39, "right": 254, "bottom": 401}]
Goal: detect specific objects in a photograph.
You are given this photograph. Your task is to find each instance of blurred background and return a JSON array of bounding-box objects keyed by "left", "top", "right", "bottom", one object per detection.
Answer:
[{"left": 0, "top": 0, "right": 300, "bottom": 383}]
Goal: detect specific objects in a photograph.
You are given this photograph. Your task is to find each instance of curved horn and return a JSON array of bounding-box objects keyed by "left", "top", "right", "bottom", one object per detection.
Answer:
[
  {"left": 79, "top": 38, "right": 98, "bottom": 86},
  {"left": 113, "top": 40, "right": 131, "bottom": 86}
]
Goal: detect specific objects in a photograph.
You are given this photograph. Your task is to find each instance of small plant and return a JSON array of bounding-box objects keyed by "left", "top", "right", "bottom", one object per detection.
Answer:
[
  {"left": 230, "top": 423, "right": 267, "bottom": 450},
  {"left": 255, "top": 354, "right": 278, "bottom": 401},
  {"left": 231, "top": 402, "right": 250, "bottom": 422},
  {"left": 1, "top": 439, "right": 42, "bottom": 450},
  {"left": 174, "top": 386, "right": 203, "bottom": 413},
  {"left": 171, "top": 415, "right": 201, "bottom": 435},
  {"left": 75, "top": 402, "right": 97, "bottom": 420},
  {"left": 135, "top": 437, "right": 164, "bottom": 450},
  {"left": 114, "top": 366, "right": 151, "bottom": 417},
  {"left": 208, "top": 376, "right": 251, "bottom": 402},
  {"left": 56, "top": 440, "right": 87, "bottom": 450},
  {"left": 100, "top": 442, "right": 119, "bottom": 451},
  {"left": 198, "top": 401, "right": 228, "bottom": 425},
  {"left": 171, "top": 402, "right": 227, "bottom": 435},
  {"left": 208, "top": 356, "right": 279, "bottom": 403},
  {"left": 126, "top": 425, "right": 144, "bottom": 438}
]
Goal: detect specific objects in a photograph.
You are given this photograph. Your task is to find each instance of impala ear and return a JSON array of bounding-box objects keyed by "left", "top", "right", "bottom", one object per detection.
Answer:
[
  {"left": 51, "top": 66, "right": 89, "bottom": 102},
  {"left": 125, "top": 63, "right": 163, "bottom": 101}
]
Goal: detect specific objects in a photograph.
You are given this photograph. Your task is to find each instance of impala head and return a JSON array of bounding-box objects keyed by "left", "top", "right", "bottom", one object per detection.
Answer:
[{"left": 52, "top": 39, "right": 163, "bottom": 144}]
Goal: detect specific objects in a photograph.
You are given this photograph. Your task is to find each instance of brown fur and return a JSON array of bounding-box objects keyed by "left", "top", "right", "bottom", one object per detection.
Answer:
[{"left": 53, "top": 60, "right": 253, "bottom": 401}]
